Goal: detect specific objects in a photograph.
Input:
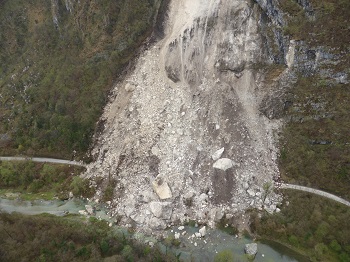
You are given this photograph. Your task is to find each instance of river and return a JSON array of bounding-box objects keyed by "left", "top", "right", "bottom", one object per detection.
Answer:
[{"left": 0, "top": 197, "right": 309, "bottom": 261}]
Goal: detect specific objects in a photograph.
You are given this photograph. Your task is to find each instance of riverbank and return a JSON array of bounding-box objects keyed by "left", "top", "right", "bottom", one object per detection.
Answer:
[
  {"left": 0, "top": 196, "right": 307, "bottom": 261},
  {"left": 0, "top": 209, "right": 175, "bottom": 261}
]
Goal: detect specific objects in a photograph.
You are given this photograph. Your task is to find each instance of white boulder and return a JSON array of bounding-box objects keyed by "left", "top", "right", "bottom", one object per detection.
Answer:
[
  {"left": 152, "top": 178, "right": 172, "bottom": 199},
  {"left": 199, "top": 226, "right": 206, "bottom": 237},
  {"left": 211, "top": 147, "right": 225, "bottom": 161},
  {"left": 213, "top": 158, "right": 235, "bottom": 171}
]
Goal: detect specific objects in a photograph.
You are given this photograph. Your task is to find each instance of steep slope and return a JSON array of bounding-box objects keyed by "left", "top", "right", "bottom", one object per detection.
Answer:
[
  {"left": 85, "top": 0, "right": 284, "bottom": 233},
  {"left": 277, "top": 0, "right": 350, "bottom": 200},
  {"left": 0, "top": 0, "right": 160, "bottom": 159}
]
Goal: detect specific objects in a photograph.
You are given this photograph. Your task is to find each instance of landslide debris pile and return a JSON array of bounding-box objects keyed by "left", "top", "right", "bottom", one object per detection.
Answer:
[{"left": 85, "top": 0, "right": 285, "bottom": 233}]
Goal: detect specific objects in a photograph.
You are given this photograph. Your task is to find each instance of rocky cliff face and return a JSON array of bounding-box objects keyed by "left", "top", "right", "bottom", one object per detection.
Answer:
[{"left": 84, "top": 0, "right": 348, "bottom": 234}]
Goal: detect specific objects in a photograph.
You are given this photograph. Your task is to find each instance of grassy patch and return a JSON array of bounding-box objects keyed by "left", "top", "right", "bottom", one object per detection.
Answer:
[{"left": 214, "top": 249, "right": 234, "bottom": 262}]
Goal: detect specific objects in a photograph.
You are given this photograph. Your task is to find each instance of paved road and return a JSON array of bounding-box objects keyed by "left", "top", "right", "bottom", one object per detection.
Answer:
[
  {"left": 280, "top": 183, "right": 350, "bottom": 207},
  {"left": 1, "top": 157, "right": 349, "bottom": 206},
  {"left": 0, "top": 156, "right": 85, "bottom": 167}
]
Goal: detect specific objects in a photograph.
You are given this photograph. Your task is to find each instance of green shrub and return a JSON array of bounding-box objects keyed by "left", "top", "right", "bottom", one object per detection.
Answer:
[
  {"left": 121, "top": 245, "right": 134, "bottom": 261},
  {"left": 101, "top": 177, "right": 117, "bottom": 202},
  {"left": 214, "top": 250, "right": 234, "bottom": 262},
  {"left": 329, "top": 240, "right": 342, "bottom": 253},
  {"left": 100, "top": 239, "right": 110, "bottom": 255},
  {"left": 288, "top": 235, "right": 299, "bottom": 247},
  {"left": 70, "top": 176, "right": 94, "bottom": 198}
]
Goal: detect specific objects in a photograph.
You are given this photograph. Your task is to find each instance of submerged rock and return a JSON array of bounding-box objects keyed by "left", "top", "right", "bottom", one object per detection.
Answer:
[
  {"left": 79, "top": 210, "right": 88, "bottom": 216},
  {"left": 245, "top": 243, "right": 258, "bottom": 258},
  {"left": 85, "top": 205, "right": 95, "bottom": 215}
]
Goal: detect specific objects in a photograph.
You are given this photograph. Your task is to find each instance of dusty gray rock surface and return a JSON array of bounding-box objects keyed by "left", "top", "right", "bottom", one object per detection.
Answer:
[{"left": 84, "top": 0, "right": 286, "bottom": 235}]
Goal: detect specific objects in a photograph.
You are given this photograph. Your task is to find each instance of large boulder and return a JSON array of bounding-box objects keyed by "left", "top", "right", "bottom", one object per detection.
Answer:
[
  {"left": 213, "top": 158, "right": 234, "bottom": 171},
  {"left": 209, "top": 208, "right": 224, "bottom": 222},
  {"left": 245, "top": 243, "right": 258, "bottom": 258},
  {"left": 124, "top": 83, "right": 135, "bottom": 92},
  {"left": 152, "top": 177, "right": 172, "bottom": 199},
  {"left": 149, "top": 201, "right": 173, "bottom": 220},
  {"left": 149, "top": 217, "right": 167, "bottom": 230},
  {"left": 85, "top": 205, "right": 95, "bottom": 215}
]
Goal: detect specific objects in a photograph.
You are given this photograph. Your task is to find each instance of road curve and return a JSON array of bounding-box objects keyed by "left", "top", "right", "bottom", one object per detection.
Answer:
[
  {"left": 280, "top": 183, "right": 350, "bottom": 207},
  {"left": 0, "top": 156, "right": 85, "bottom": 167}
]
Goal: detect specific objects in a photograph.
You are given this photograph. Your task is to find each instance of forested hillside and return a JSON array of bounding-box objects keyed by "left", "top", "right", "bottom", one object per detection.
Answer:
[
  {"left": 252, "top": 1, "right": 350, "bottom": 260},
  {"left": 0, "top": 0, "right": 161, "bottom": 159},
  {"left": 278, "top": 0, "right": 350, "bottom": 199}
]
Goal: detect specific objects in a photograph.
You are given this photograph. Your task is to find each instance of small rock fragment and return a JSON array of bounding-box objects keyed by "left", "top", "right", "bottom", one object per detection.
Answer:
[
  {"left": 199, "top": 226, "right": 206, "bottom": 237},
  {"left": 178, "top": 226, "right": 185, "bottom": 231},
  {"left": 212, "top": 148, "right": 225, "bottom": 161},
  {"left": 125, "top": 83, "right": 135, "bottom": 92}
]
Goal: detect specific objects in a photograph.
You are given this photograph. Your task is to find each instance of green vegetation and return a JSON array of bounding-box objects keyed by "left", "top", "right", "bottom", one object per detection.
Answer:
[
  {"left": 252, "top": 2, "right": 350, "bottom": 261},
  {"left": 277, "top": 0, "right": 350, "bottom": 199},
  {"left": 214, "top": 250, "right": 234, "bottom": 262},
  {"left": 0, "top": 160, "right": 93, "bottom": 200},
  {"left": 0, "top": 0, "right": 161, "bottom": 159},
  {"left": 281, "top": 0, "right": 350, "bottom": 50},
  {"left": 216, "top": 216, "right": 239, "bottom": 236},
  {"left": 250, "top": 190, "right": 350, "bottom": 261},
  {"left": 280, "top": 76, "right": 350, "bottom": 199},
  {"left": 164, "top": 235, "right": 181, "bottom": 248},
  {"left": 102, "top": 176, "right": 117, "bottom": 202},
  {"left": 0, "top": 212, "right": 178, "bottom": 261}
]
